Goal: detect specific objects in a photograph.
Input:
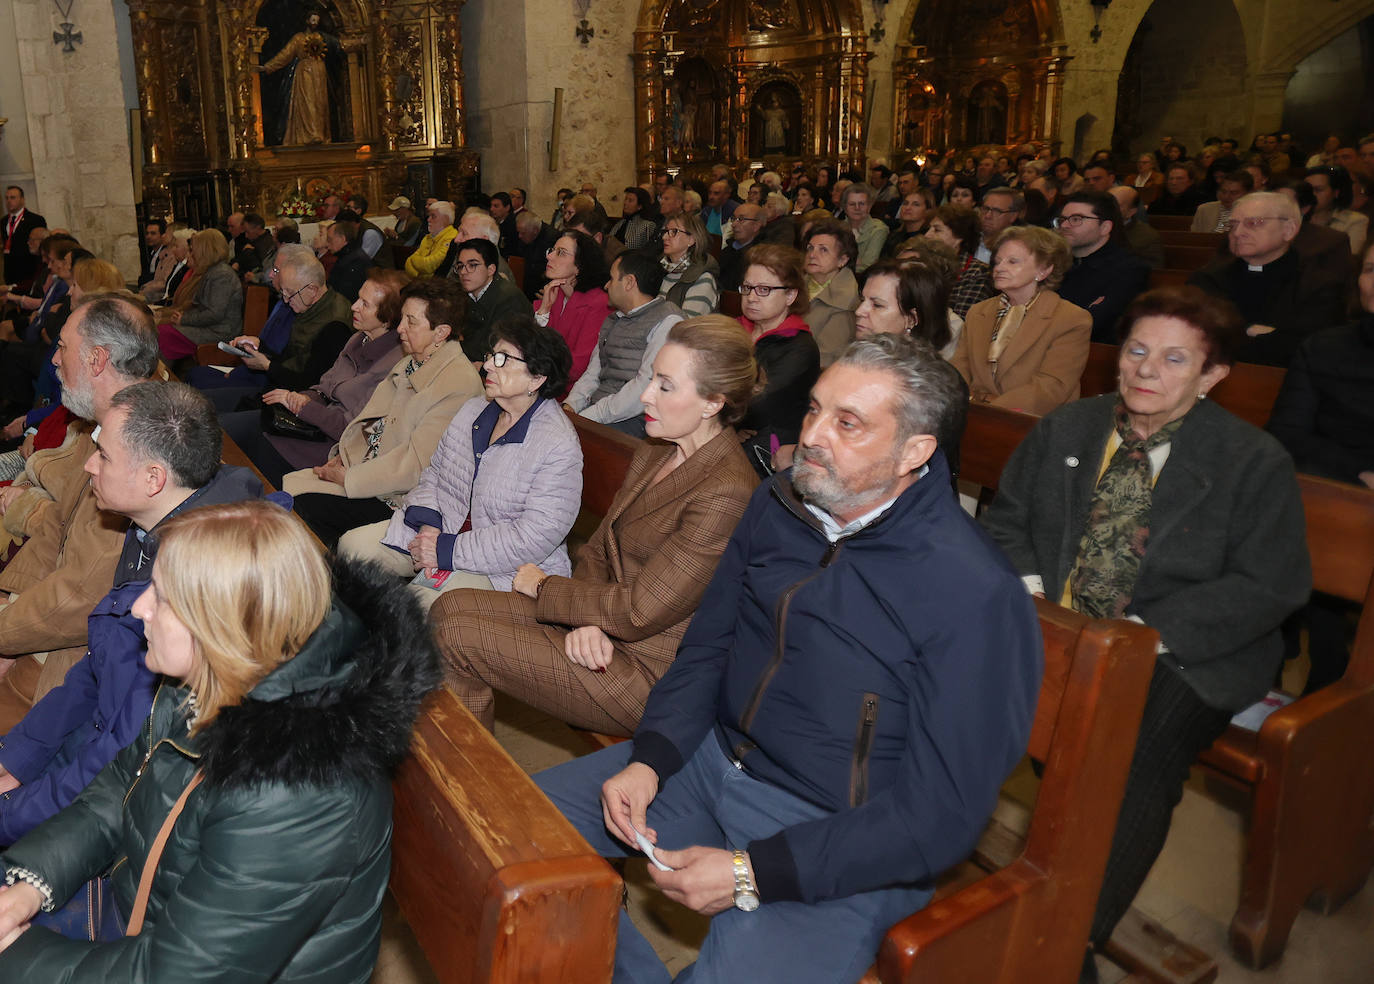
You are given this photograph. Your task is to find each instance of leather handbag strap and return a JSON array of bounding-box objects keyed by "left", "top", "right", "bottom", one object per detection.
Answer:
[{"left": 125, "top": 770, "right": 205, "bottom": 936}]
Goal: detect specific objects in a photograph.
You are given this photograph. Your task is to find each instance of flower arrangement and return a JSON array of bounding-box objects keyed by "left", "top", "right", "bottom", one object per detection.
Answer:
[{"left": 278, "top": 191, "right": 319, "bottom": 220}]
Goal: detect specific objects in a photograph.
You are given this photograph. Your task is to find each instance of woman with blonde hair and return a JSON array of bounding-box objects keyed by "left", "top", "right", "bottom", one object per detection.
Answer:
[
  {"left": 951, "top": 224, "right": 1091, "bottom": 415},
  {"left": 433, "top": 314, "right": 759, "bottom": 735},
  {"left": 0, "top": 499, "right": 440, "bottom": 979},
  {"left": 157, "top": 228, "right": 242, "bottom": 361},
  {"left": 659, "top": 211, "right": 720, "bottom": 317}
]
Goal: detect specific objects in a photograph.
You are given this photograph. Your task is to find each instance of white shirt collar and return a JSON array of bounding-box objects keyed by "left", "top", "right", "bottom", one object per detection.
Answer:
[{"left": 801, "top": 464, "right": 928, "bottom": 543}]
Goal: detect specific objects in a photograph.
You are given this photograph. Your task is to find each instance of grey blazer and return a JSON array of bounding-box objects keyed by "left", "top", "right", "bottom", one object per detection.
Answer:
[
  {"left": 981, "top": 394, "right": 1311, "bottom": 711},
  {"left": 176, "top": 263, "right": 243, "bottom": 344}
]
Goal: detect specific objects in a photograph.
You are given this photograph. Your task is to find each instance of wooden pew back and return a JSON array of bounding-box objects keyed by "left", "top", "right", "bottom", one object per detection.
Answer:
[
  {"left": 569, "top": 412, "right": 640, "bottom": 544},
  {"left": 875, "top": 604, "right": 1158, "bottom": 983}
]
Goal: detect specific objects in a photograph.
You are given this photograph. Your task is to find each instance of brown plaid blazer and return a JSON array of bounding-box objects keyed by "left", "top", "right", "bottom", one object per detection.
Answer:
[{"left": 535, "top": 426, "right": 758, "bottom": 680}]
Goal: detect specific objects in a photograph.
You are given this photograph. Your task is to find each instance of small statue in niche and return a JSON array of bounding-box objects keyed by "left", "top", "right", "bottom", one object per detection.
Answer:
[
  {"left": 257, "top": 11, "right": 360, "bottom": 145},
  {"left": 748, "top": 0, "right": 794, "bottom": 31},
  {"left": 969, "top": 83, "right": 1007, "bottom": 146},
  {"left": 757, "top": 93, "right": 790, "bottom": 153}
]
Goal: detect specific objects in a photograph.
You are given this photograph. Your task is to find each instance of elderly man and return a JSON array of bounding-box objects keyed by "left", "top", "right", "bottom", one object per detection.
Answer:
[
  {"left": 405, "top": 201, "right": 459, "bottom": 277},
  {"left": 444, "top": 209, "right": 515, "bottom": 284},
  {"left": 1054, "top": 192, "right": 1152, "bottom": 344},
  {"left": 659, "top": 185, "right": 686, "bottom": 225},
  {"left": 324, "top": 220, "right": 372, "bottom": 302},
  {"left": 537, "top": 334, "right": 1041, "bottom": 984},
  {"left": 0, "top": 381, "right": 268, "bottom": 843},
  {"left": 719, "top": 203, "right": 764, "bottom": 292},
  {"left": 451, "top": 238, "right": 533, "bottom": 362},
  {"left": 386, "top": 196, "right": 423, "bottom": 247},
  {"left": 702, "top": 180, "right": 738, "bottom": 237},
  {"left": 0, "top": 294, "right": 160, "bottom": 700},
  {"left": 974, "top": 187, "right": 1023, "bottom": 263},
  {"left": 1109, "top": 186, "right": 1165, "bottom": 270},
  {"left": 512, "top": 209, "right": 559, "bottom": 299},
  {"left": 1152, "top": 164, "right": 1205, "bottom": 217},
  {"left": 565, "top": 250, "right": 683, "bottom": 437},
  {"left": 1189, "top": 192, "right": 1347, "bottom": 366}
]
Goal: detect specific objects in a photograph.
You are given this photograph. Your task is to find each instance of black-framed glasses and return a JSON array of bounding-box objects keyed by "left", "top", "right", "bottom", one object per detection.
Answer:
[
  {"left": 1051, "top": 214, "right": 1103, "bottom": 229},
  {"left": 485, "top": 351, "right": 528, "bottom": 368},
  {"left": 282, "top": 283, "right": 313, "bottom": 305},
  {"left": 739, "top": 282, "right": 788, "bottom": 297},
  {"left": 455, "top": 259, "right": 487, "bottom": 273}
]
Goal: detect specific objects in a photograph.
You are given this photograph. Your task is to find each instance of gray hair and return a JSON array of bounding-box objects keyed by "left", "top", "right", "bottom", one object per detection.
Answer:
[
  {"left": 982, "top": 186, "right": 1025, "bottom": 212},
  {"left": 275, "top": 243, "right": 325, "bottom": 286},
  {"left": 430, "top": 200, "right": 456, "bottom": 225},
  {"left": 107, "top": 381, "right": 221, "bottom": 490},
  {"left": 72, "top": 293, "right": 159, "bottom": 381},
  {"left": 461, "top": 210, "right": 500, "bottom": 245},
  {"left": 833, "top": 333, "right": 966, "bottom": 450},
  {"left": 841, "top": 182, "right": 875, "bottom": 206}
]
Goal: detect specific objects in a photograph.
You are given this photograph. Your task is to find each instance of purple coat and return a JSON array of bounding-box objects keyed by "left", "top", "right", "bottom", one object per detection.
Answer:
[{"left": 381, "top": 397, "right": 581, "bottom": 589}]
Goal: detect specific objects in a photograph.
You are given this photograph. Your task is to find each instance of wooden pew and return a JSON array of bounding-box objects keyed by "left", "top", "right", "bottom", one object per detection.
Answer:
[
  {"left": 1157, "top": 230, "right": 1224, "bottom": 250},
  {"left": 1147, "top": 269, "right": 1191, "bottom": 289},
  {"left": 1198, "top": 476, "right": 1374, "bottom": 969},
  {"left": 1078, "top": 343, "right": 1287, "bottom": 430},
  {"left": 569, "top": 411, "right": 640, "bottom": 543},
  {"left": 1162, "top": 244, "right": 1218, "bottom": 272},
  {"left": 507, "top": 255, "right": 526, "bottom": 294},
  {"left": 1148, "top": 215, "right": 1193, "bottom": 233},
  {"left": 390, "top": 688, "right": 622, "bottom": 984},
  {"left": 720, "top": 290, "right": 743, "bottom": 318},
  {"left": 867, "top": 603, "right": 1159, "bottom": 983},
  {"left": 195, "top": 283, "right": 271, "bottom": 367},
  {"left": 958, "top": 400, "right": 1374, "bottom": 973}
]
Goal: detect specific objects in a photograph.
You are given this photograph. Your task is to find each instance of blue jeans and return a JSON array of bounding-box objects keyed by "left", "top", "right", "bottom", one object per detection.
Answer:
[{"left": 535, "top": 734, "right": 929, "bottom": 984}]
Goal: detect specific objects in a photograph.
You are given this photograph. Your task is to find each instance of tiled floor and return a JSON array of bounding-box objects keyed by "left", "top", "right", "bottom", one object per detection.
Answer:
[{"left": 373, "top": 692, "right": 1374, "bottom": 984}]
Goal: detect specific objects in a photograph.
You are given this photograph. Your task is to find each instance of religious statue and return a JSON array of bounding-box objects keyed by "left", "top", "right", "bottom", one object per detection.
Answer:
[
  {"left": 969, "top": 83, "right": 1007, "bottom": 145},
  {"left": 748, "top": 0, "right": 795, "bottom": 31},
  {"left": 678, "top": 81, "right": 699, "bottom": 149},
  {"left": 757, "top": 93, "right": 790, "bottom": 153},
  {"left": 257, "top": 11, "right": 360, "bottom": 146}
]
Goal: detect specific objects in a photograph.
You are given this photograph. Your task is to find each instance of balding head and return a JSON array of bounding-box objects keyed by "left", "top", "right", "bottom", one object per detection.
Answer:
[
  {"left": 730, "top": 204, "right": 764, "bottom": 245},
  {"left": 1109, "top": 185, "right": 1140, "bottom": 221}
]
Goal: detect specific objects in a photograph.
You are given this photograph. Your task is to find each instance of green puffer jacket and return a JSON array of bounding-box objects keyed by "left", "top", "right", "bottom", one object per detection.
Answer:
[{"left": 0, "top": 558, "right": 441, "bottom": 982}]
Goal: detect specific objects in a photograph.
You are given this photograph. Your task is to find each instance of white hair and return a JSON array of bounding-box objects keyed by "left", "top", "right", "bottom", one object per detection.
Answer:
[
  {"left": 430, "top": 200, "right": 456, "bottom": 224},
  {"left": 460, "top": 210, "right": 500, "bottom": 245}
]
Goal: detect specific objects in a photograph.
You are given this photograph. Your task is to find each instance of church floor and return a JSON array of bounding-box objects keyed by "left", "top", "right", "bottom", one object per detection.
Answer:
[{"left": 371, "top": 665, "right": 1374, "bottom": 984}]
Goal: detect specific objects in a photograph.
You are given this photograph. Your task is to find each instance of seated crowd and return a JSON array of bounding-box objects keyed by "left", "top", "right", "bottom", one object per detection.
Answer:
[{"left": 0, "top": 129, "right": 1367, "bottom": 984}]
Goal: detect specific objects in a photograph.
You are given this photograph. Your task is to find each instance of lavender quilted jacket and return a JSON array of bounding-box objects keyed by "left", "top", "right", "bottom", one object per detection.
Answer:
[{"left": 380, "top": 397, "right": 582, "bottom": 589}]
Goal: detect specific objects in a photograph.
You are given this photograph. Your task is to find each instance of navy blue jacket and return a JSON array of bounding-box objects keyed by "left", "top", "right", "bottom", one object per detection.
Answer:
[
  {"left": 629, "top": 453, "right": 1042, "bottom": 905},
  {"left": 0, "top": 467, "right": 271, "bottom": 846}
]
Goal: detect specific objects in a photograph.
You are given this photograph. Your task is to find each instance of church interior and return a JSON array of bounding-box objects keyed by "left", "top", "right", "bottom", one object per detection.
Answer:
[{"left": 0, "top": 0, "right": 1372, "bottom": 981}]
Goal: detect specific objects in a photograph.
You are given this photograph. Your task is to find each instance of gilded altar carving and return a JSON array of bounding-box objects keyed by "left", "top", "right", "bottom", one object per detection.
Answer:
[
  {"left": 636, "top": 0, "right": 869, "bottom": 180},
  {"left": 125, "top": 0, "right": 477, "bottom": 222}
]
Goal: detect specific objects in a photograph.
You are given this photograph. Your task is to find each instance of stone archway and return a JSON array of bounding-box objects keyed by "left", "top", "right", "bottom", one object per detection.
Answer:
[
  {"left": 1109, "top": 0, "right": 1247, "bottom": 157},
  {"left": 891, "top": 0, "right": 1069, "bottom": 157},
  {"left": 632, "top": 0, "right": 870, "bottom": 181}
]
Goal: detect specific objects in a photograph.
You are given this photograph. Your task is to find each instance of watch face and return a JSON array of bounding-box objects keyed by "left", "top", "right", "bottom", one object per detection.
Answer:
[{"left": 735, "top": 891, "right": 760, "bottom": 912}]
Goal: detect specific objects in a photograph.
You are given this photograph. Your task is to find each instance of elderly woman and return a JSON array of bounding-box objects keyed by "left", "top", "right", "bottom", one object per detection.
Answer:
[
  {"left": 0, "top": 500, "right": 439, "bottom": 976},
  {"left": 926, "top": 203, "right": 994, "bottom": 317},
  {"left": 220, "top": 269, "right": 409, "bottom": 486},
  {"left": 802, "top": 219, "right": 859, "bottom": 366},
  {"left": 285, "top": 277, "right": 484, "bottom": 550},
  {"left": 339, "top": 316, "right": 581, "bottom": 610},
  {"left": 535, "top": 230, "right": 611, "bottom": 390},
  {"left": 659, "top": 212, "right": 720, "bottom": 318},
  {"left": 431, "top": 315, "right": 759, "bottom": 734},
  {"left": 1134, "top": 153, "right": 1165, "bottom": 206},
  {"left": 951, "top": 225, "right": 1091, "bottom": 415},
  {"left": 839, "top": 182, "right": 889, "bottom": 274},
  {"left": 147, "top": 228, "right": 193, "bottom": 305},
  {"left": 735, "top": 244, "right": 819, "bottom": 474},
  {"left": 157, "top": 229, "right": 242, "bottom": 361},
  {"left": 981, "top": 286, "right": 1311, "bottom": 969}
]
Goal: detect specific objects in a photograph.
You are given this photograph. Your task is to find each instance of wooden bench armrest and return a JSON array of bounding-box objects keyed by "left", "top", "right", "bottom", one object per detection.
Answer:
[
  {"left": 196, "top": 342, "right": 238, "bottom": 367},
  {"left": 876, "top": 862, "right": 1039, "bottom": 983},
  {"left": 1255, "top": 680, "right": 1374, "bottom": 758}
]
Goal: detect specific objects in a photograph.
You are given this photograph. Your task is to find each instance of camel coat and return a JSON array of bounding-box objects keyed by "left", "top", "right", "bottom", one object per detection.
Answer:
[{"left": 951, "top": 290, "right": 1092, "bottom": 416}]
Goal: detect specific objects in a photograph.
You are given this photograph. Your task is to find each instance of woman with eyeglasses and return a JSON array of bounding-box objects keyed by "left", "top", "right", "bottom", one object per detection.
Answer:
[
  {"left": 659, "top": 212, "right": 720, "bottom": 318},
  {"left": 534, "top": 230, "right": 611, "bottom": 392},
  {"left": 337, "top": 315, "right": 582, "bottom": 610},
  {"left": 734, "top": 244, "right": 820, "bottom": 474},
  {"left": 430, "top": 315, "right": 758, "bottom": 734},
  {"left": 950, "top": 224, "right": 1091, "bottom": 415},
  {"left": 1133, "top": 154, "right": 1164, "bottom": 207}
]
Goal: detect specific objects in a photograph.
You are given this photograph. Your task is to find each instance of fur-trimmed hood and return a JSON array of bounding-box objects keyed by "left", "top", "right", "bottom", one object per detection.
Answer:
[{"left": 195, "top": 556, "right": 442, "bottom": 790}]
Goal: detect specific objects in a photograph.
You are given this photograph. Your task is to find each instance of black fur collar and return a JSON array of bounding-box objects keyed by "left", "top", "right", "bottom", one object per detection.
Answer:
[{"left": 198, "top": 557, "right": 442, "bottom": 790}]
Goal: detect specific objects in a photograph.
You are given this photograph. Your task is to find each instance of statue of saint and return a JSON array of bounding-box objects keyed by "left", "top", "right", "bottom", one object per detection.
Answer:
[
  {"left": 757, "top": 93, "right": 790, "bottom": 154},
  {"left": 257, "top": 12, "right": 358, "bottom": 145}
]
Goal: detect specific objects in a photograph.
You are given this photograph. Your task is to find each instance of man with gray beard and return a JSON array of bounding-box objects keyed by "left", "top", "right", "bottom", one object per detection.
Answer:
[
  {"left": 536, "top": 334, "right": 1041, "bottom": 984},
  {"left": 0, "top": 293, "right": 159, "bottom": 703}
]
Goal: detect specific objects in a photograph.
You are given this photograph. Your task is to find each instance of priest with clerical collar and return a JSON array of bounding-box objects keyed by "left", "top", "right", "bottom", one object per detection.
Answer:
[{"left": 1188, "top": 191, "right": 1347, "bottom": 368}]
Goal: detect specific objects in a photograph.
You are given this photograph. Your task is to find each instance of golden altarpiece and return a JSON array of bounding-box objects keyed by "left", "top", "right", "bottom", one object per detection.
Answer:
[
  {"left": 126, "top": 0, "right": 479, "bottom": 225},
  {"left": 633, "top": 0, "right": 871, "bottom": 183},
  {"left": 893, "top": 0, "right": 1069, "bottom": 155}
]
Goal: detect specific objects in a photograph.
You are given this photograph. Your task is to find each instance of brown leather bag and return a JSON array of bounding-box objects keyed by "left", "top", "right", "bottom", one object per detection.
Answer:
[{"left": 125, "top": 770, "right": 205, "bottom": 936}]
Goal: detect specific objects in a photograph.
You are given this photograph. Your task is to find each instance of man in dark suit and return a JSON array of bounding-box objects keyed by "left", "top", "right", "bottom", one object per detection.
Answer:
[
  {"left": 2, "top": 187, "right": 47, "bottom": 289},
  {"left": 489, "top": 192, "right": 519, "bottom": 257},
  {"left": 138, "top": 218, "right": 167, "bottom": 288},
  {"left": 512, "top": 210, "right": 558, "bottom": 300},
  {"left": 451, "top": 237, "right": 533, "bottom": 362},
  {"left": 1054, "top": 191, "right": 1152, "bottom": 344},
  {"left": 325, "top": 221, "right": 372, "bottom": 303}
]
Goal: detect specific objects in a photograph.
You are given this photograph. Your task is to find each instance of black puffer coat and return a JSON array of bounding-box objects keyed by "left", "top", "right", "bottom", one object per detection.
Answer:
[{"left": 0, "top": 558, "right": 441, "bottom": 982}]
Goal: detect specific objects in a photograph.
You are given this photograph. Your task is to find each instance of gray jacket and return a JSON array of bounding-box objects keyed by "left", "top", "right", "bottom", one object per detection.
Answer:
[
  {"left": 381, "top": 397, "right": 581, "bottom": 589},
  {"left": 568, "top": 296, "right": 683, "bottom": 424},
  {"left": 176, "top": 263, "right": 243, "bottom": 344},
  {"left": 981, "top": 394, "right": 1311, "bottom": 710}
]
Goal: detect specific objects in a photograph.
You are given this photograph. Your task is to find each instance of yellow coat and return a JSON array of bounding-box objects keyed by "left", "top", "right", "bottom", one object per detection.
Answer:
[{"left": 405, "top": 225, "right": 458, "bottom": 277}]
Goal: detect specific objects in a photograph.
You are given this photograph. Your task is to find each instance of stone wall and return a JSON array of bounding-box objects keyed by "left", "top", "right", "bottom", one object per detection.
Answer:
[{"left": 7, "top": 0, "right": 140, "bottom": 278}]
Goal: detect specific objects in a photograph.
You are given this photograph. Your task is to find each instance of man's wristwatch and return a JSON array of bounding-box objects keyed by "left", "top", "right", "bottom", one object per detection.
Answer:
[{"left": 731, "top": 850, "right": 759, "bottom": 912}]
